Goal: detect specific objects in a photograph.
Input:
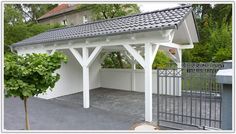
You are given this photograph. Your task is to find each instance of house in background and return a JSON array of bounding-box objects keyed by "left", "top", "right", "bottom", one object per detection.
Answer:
[{"left": 37, "top": 4, "right": 92, "bottom": 26}]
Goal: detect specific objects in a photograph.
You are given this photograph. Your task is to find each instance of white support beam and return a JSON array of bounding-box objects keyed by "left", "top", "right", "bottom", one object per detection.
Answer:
[
  {"left": 82, "top": 47, "right": 90, "bottom": 108},
  {"left": 47, "top": 49, "right": 56, "bottom": 55},
  {"left": 169, "top": 30, "right": 175, "bottom": 41},
  {"left": 70, "top": 46, "right": 102, "bottom": 109},
  {"left": 123, "top": 44, "right": 145, "bottom": 68},
  {"left": 176, "top": 48, "right": 182, "bottom": 96},
  {"left": 85, "top": 46, "right": 102, "bottom": 67},
  {"left": 176, "top": 49, "right": 182, "bottom": 68},
  {"left": 69, "top": 48, "right": 84, "bottom": 66},
  {"left": 151, "top": 44, "right": 159, "bottom": 63},
  {"left": 183, "top": 20, "right": 193, "bottom": 46},
  {"left": 50, "top": 49, "right": 56, "bottom": 55},
  {"left": 83, "top": 66, "right": 89, "bottom": 108},
  {"left": 123, "top": 51, "right": 135, "bottom": 64},
  {"left": 131, "top": 61, "right": 136, "bottom": 92},
  {"left": 179, "top": 44, "right": 194, "bottom": 49},
  {"left": 169, "top": 52, "right": 179, "bottom": 63},
  {"left": 161, "top": 47, "right": 179, "bottom": 64},
  {"left": 159, "top": 43, "right": 180, "bottom": 49},
  {"left": 158, "top": 43, "right": 193, "bottom": 49},
  {"left": 144, "top": 42, "right": 153, "bottom": 122},
  {"left": 69, "top": 47, "right": 90, "bottom": 108}
]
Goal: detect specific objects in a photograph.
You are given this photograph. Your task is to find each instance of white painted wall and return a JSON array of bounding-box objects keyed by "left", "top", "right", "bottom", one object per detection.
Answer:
[
  {"left": 38, "top": 49, "right": 83, "bottom": 99},
  {"left": 100, "top": 69, "right": 132, "bottom": 91},
  {"left": 100, "top": 68, "right": 181, "bottom": 96},
  {"left": 17, "top": 48, "right": 101, "bottom": 99}
]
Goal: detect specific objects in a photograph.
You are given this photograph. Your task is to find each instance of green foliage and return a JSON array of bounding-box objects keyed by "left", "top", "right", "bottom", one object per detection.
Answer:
[
  {"left": 152, "top": 51, "right": 173, "bottom": 69},
  {"left": 4, "top": 4, "right": 62, "bottom": 53},
  {"left": 4, "top": 52, "right": 68, "bottom": 100},
  {"left": 4, "top": 4, "right": 24, "bottom": 25},
  {"left": 78, "top": 4, "right": 140, "bottom": 20},
  {"left": 4, "top": 23, "right": 62, "bottom": 53},
  {"left": 14, "top": 4, "right": 58, "bottom": 23},
  {"left": 183, "top": 4, "right": 232, "bottom": 62},
  {"left": 212, "top": 47, "right": 232, "bottom": 62},
  {"left": 101, "top": 52, "right": 131, "bottom": 68}
]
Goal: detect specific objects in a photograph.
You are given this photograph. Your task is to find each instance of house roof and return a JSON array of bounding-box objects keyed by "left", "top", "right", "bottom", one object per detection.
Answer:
[
  {"left": 12, "top": 5, "right": 194, "bottom": 47},
  {"left": 37, "top": 4, "right": 79, "bottom": 21}
]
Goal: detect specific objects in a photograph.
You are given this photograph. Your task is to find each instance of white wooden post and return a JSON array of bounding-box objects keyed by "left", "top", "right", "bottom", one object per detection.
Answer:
[
  {"left": 177, "top": 49, "right": 182, "bottom": 96},
  {"left": 70, "top": 46, "right": 102, "bottom": 108},
  {"left": 123, "top": 43, "right": 159, "bottom": 122},
  {"left": 131, "top": 61, "right": 136, "bottom": 92},
  {"left": 83, "top": 47, "right": 90, "bottom": 108},
  {"left": 144, "top": 43, "right": 153, "bottom": 122},
  {"left": 123, "top": 51, "right": 136, "bottom": 92},
  {"left": 176, "top": 49, "right": 182, "bottom": 68}
]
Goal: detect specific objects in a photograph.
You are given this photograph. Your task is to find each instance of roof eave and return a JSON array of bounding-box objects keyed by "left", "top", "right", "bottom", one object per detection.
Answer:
[{"left": 12, "top": 26, "right": 177, "bottom": 48}]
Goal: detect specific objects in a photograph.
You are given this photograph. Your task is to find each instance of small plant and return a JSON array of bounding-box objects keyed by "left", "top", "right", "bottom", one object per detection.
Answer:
[{"left": 4, "top": 52, "right": 68, "bottom": 130}]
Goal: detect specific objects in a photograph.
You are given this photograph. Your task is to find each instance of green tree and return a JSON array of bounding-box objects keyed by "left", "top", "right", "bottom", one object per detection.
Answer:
[
  {"left": 14, "top": 4, "right": 57, "bottom": 23},
  {"left": 152, "top": 51, "right": 173, "bottom": 69},
  {"left": 4, "top": 4, "right": 62, "bottom": 53},
  {"left": 78, "top": 4, "right": 140, "bottom": 20},
  {"left": 4, "top": 52, "right": 68, "bottom": 130},
  {"left": 183, "top": 4, "right": 232, "bottom": 62}
]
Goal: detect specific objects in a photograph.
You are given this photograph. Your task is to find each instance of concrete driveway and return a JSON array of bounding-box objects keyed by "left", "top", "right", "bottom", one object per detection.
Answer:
[
  {"left": 4, "top": 96, "right": 141, "bottom": 130},
  {"left": 4, "top": 88, "right": 193, "bottom": 130}
]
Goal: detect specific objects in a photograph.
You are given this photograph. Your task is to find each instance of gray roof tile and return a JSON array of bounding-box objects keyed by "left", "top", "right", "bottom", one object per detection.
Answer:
[{"left": 12, "top": 5, "right": 193, "bottom": 47}]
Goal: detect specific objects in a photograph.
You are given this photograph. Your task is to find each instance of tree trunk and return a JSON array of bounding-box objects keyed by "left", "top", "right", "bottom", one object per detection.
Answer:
[{"left": 24, "top": 97, "right": 30, "bottom": 130}]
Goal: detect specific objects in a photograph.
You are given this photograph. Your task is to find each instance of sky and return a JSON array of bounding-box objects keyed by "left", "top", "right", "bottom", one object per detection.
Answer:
[{"left": 138, "top": 3, "right": 181, "bottom": 12}]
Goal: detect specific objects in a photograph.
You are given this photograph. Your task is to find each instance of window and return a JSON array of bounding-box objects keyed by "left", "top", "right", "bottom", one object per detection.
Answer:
[
  {"left": 62, "top": 19, "right": 68, "bottom": 26},
  {"left": 83, "top": 15, "right": 88, "bottom": 24}
]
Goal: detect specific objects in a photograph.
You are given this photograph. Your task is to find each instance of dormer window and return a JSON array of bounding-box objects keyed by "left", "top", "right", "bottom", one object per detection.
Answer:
[
  {"left": 83, "top": 15, "right": 88, "bottom": 24},
  {"left": 62, "top": 19, "right": 68, "bottom": 26}
]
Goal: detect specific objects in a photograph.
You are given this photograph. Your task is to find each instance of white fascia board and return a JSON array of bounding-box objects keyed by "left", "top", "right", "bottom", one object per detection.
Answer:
[
  {"left": 15, "top": 30, "right": 174, "bottom": 52},
  {"left": 36, "top": 30, "right": 171, "bottom": 50}
]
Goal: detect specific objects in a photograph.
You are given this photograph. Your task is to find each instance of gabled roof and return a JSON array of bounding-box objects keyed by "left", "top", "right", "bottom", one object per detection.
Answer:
[
  {"left": 12, "top": 5, "right": 194, "bottom": 47},
  {"left": 38, "top": 4, "right": 79, "bottom": 21}
]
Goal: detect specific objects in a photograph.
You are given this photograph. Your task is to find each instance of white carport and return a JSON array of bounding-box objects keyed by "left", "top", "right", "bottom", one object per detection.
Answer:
[{"left": 11, "top": 5, "right": 198, "bottom": 122}]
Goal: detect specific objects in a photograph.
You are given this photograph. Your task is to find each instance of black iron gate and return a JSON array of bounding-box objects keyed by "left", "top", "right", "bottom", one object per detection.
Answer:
[{"left": 156, "top": 63, "right": 224, "bottom": 129}]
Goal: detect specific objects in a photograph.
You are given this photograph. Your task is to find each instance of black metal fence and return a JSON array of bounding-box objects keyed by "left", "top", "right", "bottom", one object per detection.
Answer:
[{"left": 156, "top": 62, "right": 224, "bottom": 129}]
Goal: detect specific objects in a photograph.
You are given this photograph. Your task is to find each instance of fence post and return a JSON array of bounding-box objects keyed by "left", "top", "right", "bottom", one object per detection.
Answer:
[
  {"left": 216, "top": 60, "right": 232, "bottom": 130},
  {"left": 221, "top": 84, "right": 232, "bottom": 130}
]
